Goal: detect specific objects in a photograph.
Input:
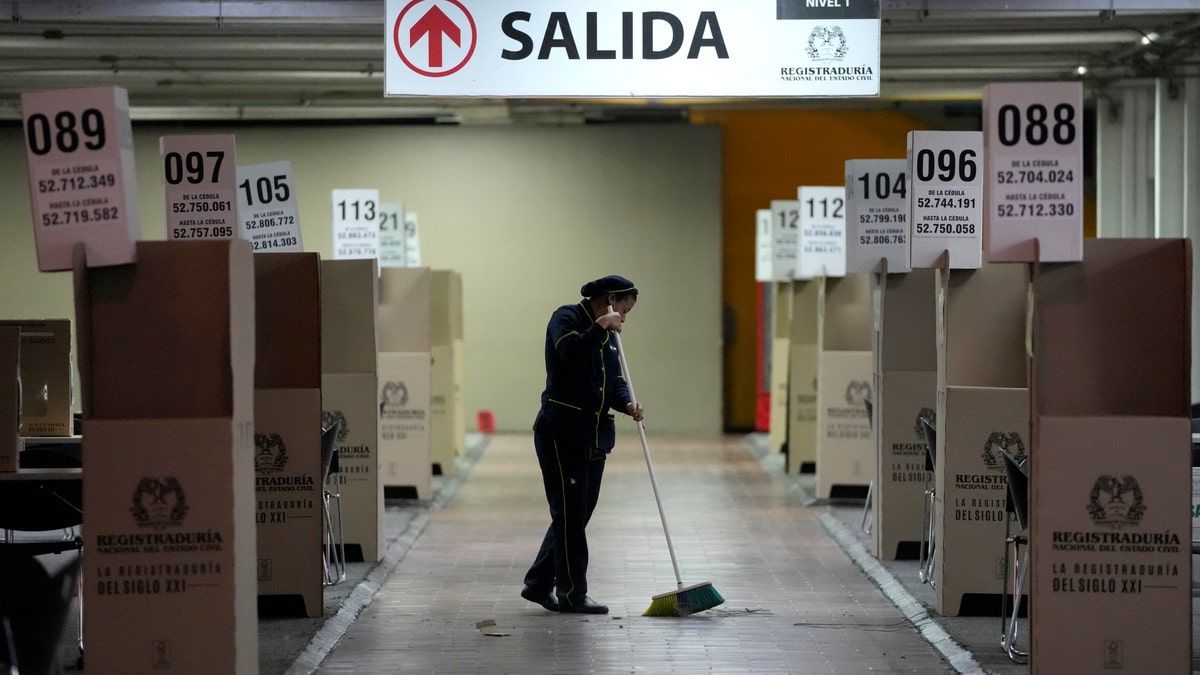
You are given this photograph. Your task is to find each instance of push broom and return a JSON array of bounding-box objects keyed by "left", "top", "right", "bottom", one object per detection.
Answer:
[{"left": 609, "top": 311, "right": 724, "bottom": 617}]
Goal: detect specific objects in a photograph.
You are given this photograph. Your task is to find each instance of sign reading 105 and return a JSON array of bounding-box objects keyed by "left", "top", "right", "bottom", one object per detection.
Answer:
[{"left": 240, "top": 175, "right": 291, "bottom": 205}]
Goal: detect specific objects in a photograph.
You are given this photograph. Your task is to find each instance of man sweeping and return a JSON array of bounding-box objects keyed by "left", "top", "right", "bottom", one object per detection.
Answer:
[{"left": 520, "top": 275, "right": 643, "bottom": 615}]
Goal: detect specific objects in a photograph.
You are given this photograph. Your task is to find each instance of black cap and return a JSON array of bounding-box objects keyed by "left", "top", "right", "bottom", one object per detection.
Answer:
[{"left": 580, "top": 274, "right": 638, "bottom": 298}]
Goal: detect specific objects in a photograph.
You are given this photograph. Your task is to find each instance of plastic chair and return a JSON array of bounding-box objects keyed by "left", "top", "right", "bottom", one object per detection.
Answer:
[
  {"left": 321, "top": 419, "right": 346, "bottom": 586},
  {"left": 0, "top": 554, "right": 80, "bottom": 674},
  {"left": 999, "top": 451, "right": 1030, "bottom": 663},
  {"left": 0, "top": 445, "right": 84, "bottom": 669},
  {"left": 918, "top": 415, "right": 937, "bottom": 587}
]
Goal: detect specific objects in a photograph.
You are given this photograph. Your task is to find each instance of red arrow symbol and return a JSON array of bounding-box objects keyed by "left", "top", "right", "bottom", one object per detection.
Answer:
[{"left": 411, "top": 5, "right": 460, "bottom": 68}]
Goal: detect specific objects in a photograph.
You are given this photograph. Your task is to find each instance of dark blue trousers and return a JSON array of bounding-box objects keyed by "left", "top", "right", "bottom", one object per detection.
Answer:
[{"left": 523, "top": 431, "right": 606, "bottom": 605}]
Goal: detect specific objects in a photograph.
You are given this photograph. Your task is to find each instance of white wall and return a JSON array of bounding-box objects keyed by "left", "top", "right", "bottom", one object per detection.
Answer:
[{"left": 0, "top": 122, "right": 723, "bottom": 435}]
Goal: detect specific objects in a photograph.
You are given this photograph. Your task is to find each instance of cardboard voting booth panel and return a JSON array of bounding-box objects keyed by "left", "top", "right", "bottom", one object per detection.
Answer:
[
  {"left": 320, "top": 258, "right": 383, "bottom": 563},
  {"left": 873, "top": 268, "right": 938, "bottom": 560},
  {"left": 378, "top": 267, "right": 431, "bottom": 353},
  {"left": 430, "top": 343, "right": 455, "bottom": 473},
  {"left": 74, "top": 239, "right": 257, "bottom": 674},
  {"left": 0, "top": 326, "right": 18, "bottom": 472},
  {"left": 253, "top": 253, "right": 323, "bottom": 617},
  {"left": 378, "top": 268, "right": 432, "bottom": 498},
  {"left": 430, "top": 270, "right": 463, "bottom": 474},
  {"left": 815, "top": 274, "right": 873, "bottom": 498},
  {"left": 937, "top": 385, "right": 1029, "bottom": 615},
  {"left": 936, "top": 261, "right": 1030, "bottom": 616},
  {"left": 1031, "top": 238, "right": 1191, "bottom": 674},
  {"left": 379, "top": 352, "right": 432, "bottom": 499},
  {"left": 449, "top": 272, "right": 466, "bottom": 460},
  {"left": 0, "top": 319, "right": 73, "bottom": 436},
  {"left": 787, "top": 279, "right": 821, "bottom": 474},
  {"left": 768, "top": 282, "right": 793, "bottom": 456},
  {"left": 452, "top": 336, "right": 467, "bottom": 459}
]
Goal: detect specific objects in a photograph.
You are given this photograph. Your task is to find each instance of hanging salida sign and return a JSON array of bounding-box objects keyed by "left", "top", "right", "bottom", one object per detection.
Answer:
[{"left": 385, "top": 0, "right": 880, "bottom": 98}]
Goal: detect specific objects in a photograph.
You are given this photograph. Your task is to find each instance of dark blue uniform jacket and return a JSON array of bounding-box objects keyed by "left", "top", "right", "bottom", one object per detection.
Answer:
[{"left": 533, "top": 300, "right": 633, "bottom": 452}]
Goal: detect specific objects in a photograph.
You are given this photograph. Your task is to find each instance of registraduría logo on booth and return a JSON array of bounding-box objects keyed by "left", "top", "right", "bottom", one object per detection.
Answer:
[
  {"left": 1087, "top": 475, "right": 1146, "bottom": 529},
  {"left": 130, "top": 476, "right": 190, "bottom": 529},
  {"left": 255, "top": 432, "right": 289, "bottom": 473},
  {"left": 322, "top": 409, "right": 351, "bottom": 443},
  {"left": 980, "top": 431, "right": 1026, "bottom": 471}
]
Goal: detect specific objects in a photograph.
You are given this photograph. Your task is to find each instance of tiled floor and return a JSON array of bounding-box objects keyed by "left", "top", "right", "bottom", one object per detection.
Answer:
[{"left": 313, "top": 434, "right": 956, "bottom": 674}]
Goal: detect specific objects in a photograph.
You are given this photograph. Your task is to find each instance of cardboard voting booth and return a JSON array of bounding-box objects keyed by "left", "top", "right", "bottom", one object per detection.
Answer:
[
  {"left": 378, "top": 267, "right": 432, "bottom": 499},
  {"left": 787, "top": 280, "right": 820, "bottom": 474},
  {"left": 74, "top": 239, "right": 258, "bottom": 674},
  {"left": 253, "top": 253, "right": 323, "bottom": 616},
  {"left": 0, "top": 326, "right": 18, "bottom": 472},
  {"left": 935, "top": 261, "right": 1031, "bottom": 616},
  {"left": 768, "top": 282, "right": 792, "bottom": 456},
  {"left": 320, "top": 258, "right": 383, "bottom": 563},
  {"left": 815, "top": 274, "right": 873, "bottom": 499},
  {"left": 1030, "top": 238, "right": 1191, "bottom": 674},
  {"left": 872, "top": 265, "right": 938, "bottom": 560},
  {"left": 430, "top": 270, "right": 465, "bottom": 475},
  {"left": 0, "top": 319, "right": 73, "bottom": 436}
]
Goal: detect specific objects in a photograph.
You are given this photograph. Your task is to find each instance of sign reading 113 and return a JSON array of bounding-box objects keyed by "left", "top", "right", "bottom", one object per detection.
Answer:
[{"left": 337, "top": 197, "right": 375, "bottom": 221}]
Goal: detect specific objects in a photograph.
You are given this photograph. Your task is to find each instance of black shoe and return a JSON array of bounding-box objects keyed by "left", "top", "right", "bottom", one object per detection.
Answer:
[
  {"left": 521, "top": 586, "right": 558, "bottom": 612},
  {"left": 558, "top": 596, "right": 608, "bottom": 614}
]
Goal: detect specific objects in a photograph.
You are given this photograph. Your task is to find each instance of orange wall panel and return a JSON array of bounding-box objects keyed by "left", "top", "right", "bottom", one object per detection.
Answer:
[{"left": 693, "top": 108, "right": 933, "bottom": 430}]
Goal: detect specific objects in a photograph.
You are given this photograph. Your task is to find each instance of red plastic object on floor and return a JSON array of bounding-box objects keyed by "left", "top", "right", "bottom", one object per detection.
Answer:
[{"left": 476, "top": 410, "right": 495, "bottom": 434}]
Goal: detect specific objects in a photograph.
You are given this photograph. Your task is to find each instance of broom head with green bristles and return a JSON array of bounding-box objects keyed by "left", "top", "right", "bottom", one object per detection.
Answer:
[{"left": 643, "top": 581, "right": 725, "bottom": 617}]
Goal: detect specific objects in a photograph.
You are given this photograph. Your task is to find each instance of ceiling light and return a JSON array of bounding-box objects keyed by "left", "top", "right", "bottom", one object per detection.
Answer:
[
  {"left": 1142, "top": 32, "right": 1158, "bottom": 45},
  {"left": 1076, "top": 65, "right": 1088, "bottom": 76}
]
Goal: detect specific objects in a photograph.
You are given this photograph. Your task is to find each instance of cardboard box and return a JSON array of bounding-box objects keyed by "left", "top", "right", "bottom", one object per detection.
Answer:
[
  {"left": 935, "top": 261, "right": 1031, "bottom": 616},
  {"left": 378, "top": 352, "right": 432, "bottom": 499},
  {"left": 815, "top": 274, "right": 873, "bottom": 498},
  {"left": 378, "top": 267, "right": 431, "bottom": 353},
  {"left": 319, "top": 258, "right": 383, "bottom": 563},
  {"left": 74, "top": 239, "right": 257, "bottom": 673},
  {"left": 873, "top": 266, "right": 938, "bottom": 560},
  {"left": 1030, "top": 238, "right": 1191, "bottom": 674},
  {"left": 936, "top": 386, "right": 1029, "bottom": 616},
  {"left": 452, "top": 336, "right": 467, "bottom": 458},
  {"left": 321, "top": 374, "right": 382, "bottom": 561},
  {"left": 254, "top": 252, "right": 322, "bottom": 616},
  {"left": 768, "top": 282, "right": 792, "bottom": 455},
  {"left": 787, "top": 279, "right": 821, "bottom": 474},
  {"left": 430, "top": 270, "right": 464, "bottom": 472},
  {"left": 0, "top": 326, "right": 18, "bottom": 472},
  {"left": 0, "top": 319, "right": 72, "bottom": 436},
  {"left": 430, "top": 343, "right": 456, "bottom": 475}
]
